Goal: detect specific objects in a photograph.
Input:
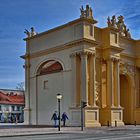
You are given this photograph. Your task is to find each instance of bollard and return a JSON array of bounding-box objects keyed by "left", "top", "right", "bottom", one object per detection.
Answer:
[
  {"left": 115, "top": 120, "right": 117, "bottom": 127},
  {"left": 107, "top": 120, "right": 110, "bottom": 127},
  {"left": 134, "top": 121, "right": 136, "bottom": 126}
]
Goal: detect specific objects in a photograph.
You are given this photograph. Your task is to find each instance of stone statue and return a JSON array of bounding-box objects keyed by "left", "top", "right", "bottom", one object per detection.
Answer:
[
  {"left": 31, "top": 27, "right": 37, "bottom": 36},
  {"left": 117, "top": 15, "right": 124, "bottom": 25},
  {"left": 80, "top": 6, "right": 85, "bottom": 18},
  {"left": 126, "top": 29, "right": 131, "bottom": 38},
  {"left": 89, "top": 7, "right": 93, "bottom": 18},
  {"left": 80, "top": 5, "right": 93, "bottom": 19},
  {"left": 117, "top": 15, "right": 125, "bottom": 36},
  {"left": 24, "top": 29, "right": 31, "bottom": 37},
  {"left": 124, "top": 25, "right": 127, "bottom": 37},
  {"left": 86, "top": 5, "right": 90, "bottom": 18},
  {"left": 107, "top": 16, "right": 111, "bottom": 27},
  {"left": 107, "top": 14, "right": 131, "bottom": 38},
  {"left": 24, "top": 27, "right": 37, "bottom": 38},
  {"left": 111, "top": 15, "right": 117, "bottom": 28}
]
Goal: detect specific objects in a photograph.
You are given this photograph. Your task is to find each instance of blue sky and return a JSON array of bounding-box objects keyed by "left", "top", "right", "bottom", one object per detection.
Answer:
[{"left": 0, "top": 0, "right": 140, "bottom": 89}]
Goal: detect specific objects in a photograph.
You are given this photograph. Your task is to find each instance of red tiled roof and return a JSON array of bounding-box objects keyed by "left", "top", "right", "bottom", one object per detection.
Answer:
[{"left": 0, "top": 91, "right": 24, "bottom": 105}]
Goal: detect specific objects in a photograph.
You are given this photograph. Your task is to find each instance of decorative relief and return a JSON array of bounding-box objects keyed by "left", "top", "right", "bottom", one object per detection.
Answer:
[
  {"left": 120, "top": 62, "right": 135, "bottom": 75},
  {"left": 95, "top": 81, "right": 101, "bottom": 106},
  {"left": 107, "top": 15, "right": 131, "bottom": 38}
]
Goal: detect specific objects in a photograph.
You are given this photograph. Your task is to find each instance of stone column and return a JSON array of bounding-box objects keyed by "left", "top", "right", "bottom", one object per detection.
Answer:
[
  {"left": 80, "top": 52, "right": 88, "bottom": 105},
  {"left": 107, "top": 58, "right": 114, "bottom": 107}
]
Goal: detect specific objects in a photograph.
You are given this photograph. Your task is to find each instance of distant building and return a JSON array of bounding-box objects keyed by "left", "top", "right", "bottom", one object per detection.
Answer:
[{"left": 0, "top": 89, "right": 25, "bottom": 123}]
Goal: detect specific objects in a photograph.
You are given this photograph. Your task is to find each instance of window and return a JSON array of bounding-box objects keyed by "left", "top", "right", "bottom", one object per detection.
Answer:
[
  {"left": 12, "top": 106, "right": 15, "bottom": 111},
  {"left": 17, "top": 106, "right": 20, "bottom": 111},
  {"left": 44, "top": 80, "right": 48, "bottom": 89}
]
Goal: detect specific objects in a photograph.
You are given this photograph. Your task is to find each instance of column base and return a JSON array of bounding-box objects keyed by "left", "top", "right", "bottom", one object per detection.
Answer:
[
  {"left": 24, "top": 107, "right": 32, "bottom": 125},
  {"left": 69, "top": 106, "right": 101, "bottom": 127},
  {"left": 85, "top": 106, "right": 101, "bottom": 127},
  {"left": 100, "top": 106, "right": 124, "bottom": 126}
]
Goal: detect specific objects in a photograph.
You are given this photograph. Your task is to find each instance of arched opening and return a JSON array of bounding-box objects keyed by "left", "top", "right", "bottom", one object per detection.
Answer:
[{"left": 120, "top": 74, "right": 132, "bottom": 124}]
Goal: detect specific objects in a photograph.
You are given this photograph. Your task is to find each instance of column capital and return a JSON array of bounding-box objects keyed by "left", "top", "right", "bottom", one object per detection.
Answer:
[
  {"left": 70, "top": 53, "right": 77, "bottom": 58},
  {"left": 107, "top": 57, "right": 120, "bottom": 62},
  {"left": 79, "top": 51, "right": 89, "bottom": 56},
  {"left": 78, "top": 50, "right": 96, "bottom": 56}
]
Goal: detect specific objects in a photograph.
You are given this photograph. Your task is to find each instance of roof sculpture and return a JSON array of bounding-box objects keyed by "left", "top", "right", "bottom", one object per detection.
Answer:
[
  {"left": 24, "top": 5, "right": 132, "bottom": 39},
  {"left": 107, "top": 15, "right": 131, "bottom": 38},
  {"left": 80, "top": 4, "right": 93, "bottom": 19}
]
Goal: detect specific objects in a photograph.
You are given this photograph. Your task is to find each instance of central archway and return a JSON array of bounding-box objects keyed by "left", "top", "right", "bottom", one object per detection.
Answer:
[{"left": 120, "top": 74, "right": 132, "bottom": 124}]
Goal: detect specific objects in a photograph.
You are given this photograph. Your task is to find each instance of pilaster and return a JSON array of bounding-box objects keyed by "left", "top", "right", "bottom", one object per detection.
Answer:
[
  {"left": 24, "top": 56, "right": 31, "bottom": 124},
  {"left": 70, "top": 53, "right": 77, "bottom": 107}
]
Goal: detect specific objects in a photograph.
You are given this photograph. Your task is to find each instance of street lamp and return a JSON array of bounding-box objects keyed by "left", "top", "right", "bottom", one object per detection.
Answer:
[
  {"left": 56, "top": 93, "right": 62, "bottom": 131},
  {"left": 81, "top": 101, "right": 87, "bottom": 131}
]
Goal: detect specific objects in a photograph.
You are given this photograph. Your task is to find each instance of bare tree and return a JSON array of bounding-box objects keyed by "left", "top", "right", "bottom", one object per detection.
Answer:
[{"left": 16, "top": 82, "right": 25, "bottom": 91}]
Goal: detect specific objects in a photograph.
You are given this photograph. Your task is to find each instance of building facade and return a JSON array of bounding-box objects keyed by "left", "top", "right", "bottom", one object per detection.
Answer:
[
  {"left": 0, "top": 89, "right": 24, "bottom": 123},
  {"left": 22, "top": 5, "right": 140, "bottom": 127}
]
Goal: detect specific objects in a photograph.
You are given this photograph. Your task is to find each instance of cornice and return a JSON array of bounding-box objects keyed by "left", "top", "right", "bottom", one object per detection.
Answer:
[
  {"left": 102, "top": 45, "right": 124, "bottom": 52},
  {"left": 22, "top": 38, "right": 100, "bottom": 59},
  {"left": 24, "top": 18, "right": 97, "bottom": 41},
  {"left": 121, "top": 53, "right": 136, "bottom": 60},
  {"left": 102, "top": 27, "right": 119, "bottom": 32}
]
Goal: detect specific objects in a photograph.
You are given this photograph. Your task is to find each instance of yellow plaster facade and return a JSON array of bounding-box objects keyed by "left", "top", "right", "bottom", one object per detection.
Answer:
[{"left": 23, "top": 5, "right": 140, "bottom": 127}]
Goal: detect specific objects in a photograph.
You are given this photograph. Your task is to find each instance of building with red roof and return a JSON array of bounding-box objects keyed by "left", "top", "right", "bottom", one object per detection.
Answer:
[{"left": 0, "top": 89, "right": 25, "bottom": 123}]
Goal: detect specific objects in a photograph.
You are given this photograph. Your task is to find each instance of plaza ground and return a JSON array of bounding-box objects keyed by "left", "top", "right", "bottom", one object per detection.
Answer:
[{"left": 0, "top": 124, "right": 140, "bottom": 139}]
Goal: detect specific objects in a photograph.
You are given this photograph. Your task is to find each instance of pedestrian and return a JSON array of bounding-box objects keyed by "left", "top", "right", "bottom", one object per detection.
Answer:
[
  {"left": 51, "top": 111, "right": 58, "bottom": 127},
  {"left": 61, "top": 112, "right": 69, "bottom": 126}
]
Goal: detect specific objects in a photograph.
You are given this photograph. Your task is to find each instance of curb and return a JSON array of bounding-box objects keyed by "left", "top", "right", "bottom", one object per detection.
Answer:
[{"left": 0, "top": 132, "right": 69, "bottom": 138}]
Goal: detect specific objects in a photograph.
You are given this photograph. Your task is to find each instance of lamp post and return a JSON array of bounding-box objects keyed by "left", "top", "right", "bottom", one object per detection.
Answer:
[
  {"left": 56, "top": 93, "right": 62, "bottom": 131},
  {"left": 81, "top": 101, "right": 87, "bottom": 131}
]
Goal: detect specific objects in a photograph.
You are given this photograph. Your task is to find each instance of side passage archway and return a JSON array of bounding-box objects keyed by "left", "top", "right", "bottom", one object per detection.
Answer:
[
  {"left": 120, "top": 74, "right": 132, "bottom": 124},
  {"left": 36, "top": 60, "right": 64, "bottom": 125}
]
